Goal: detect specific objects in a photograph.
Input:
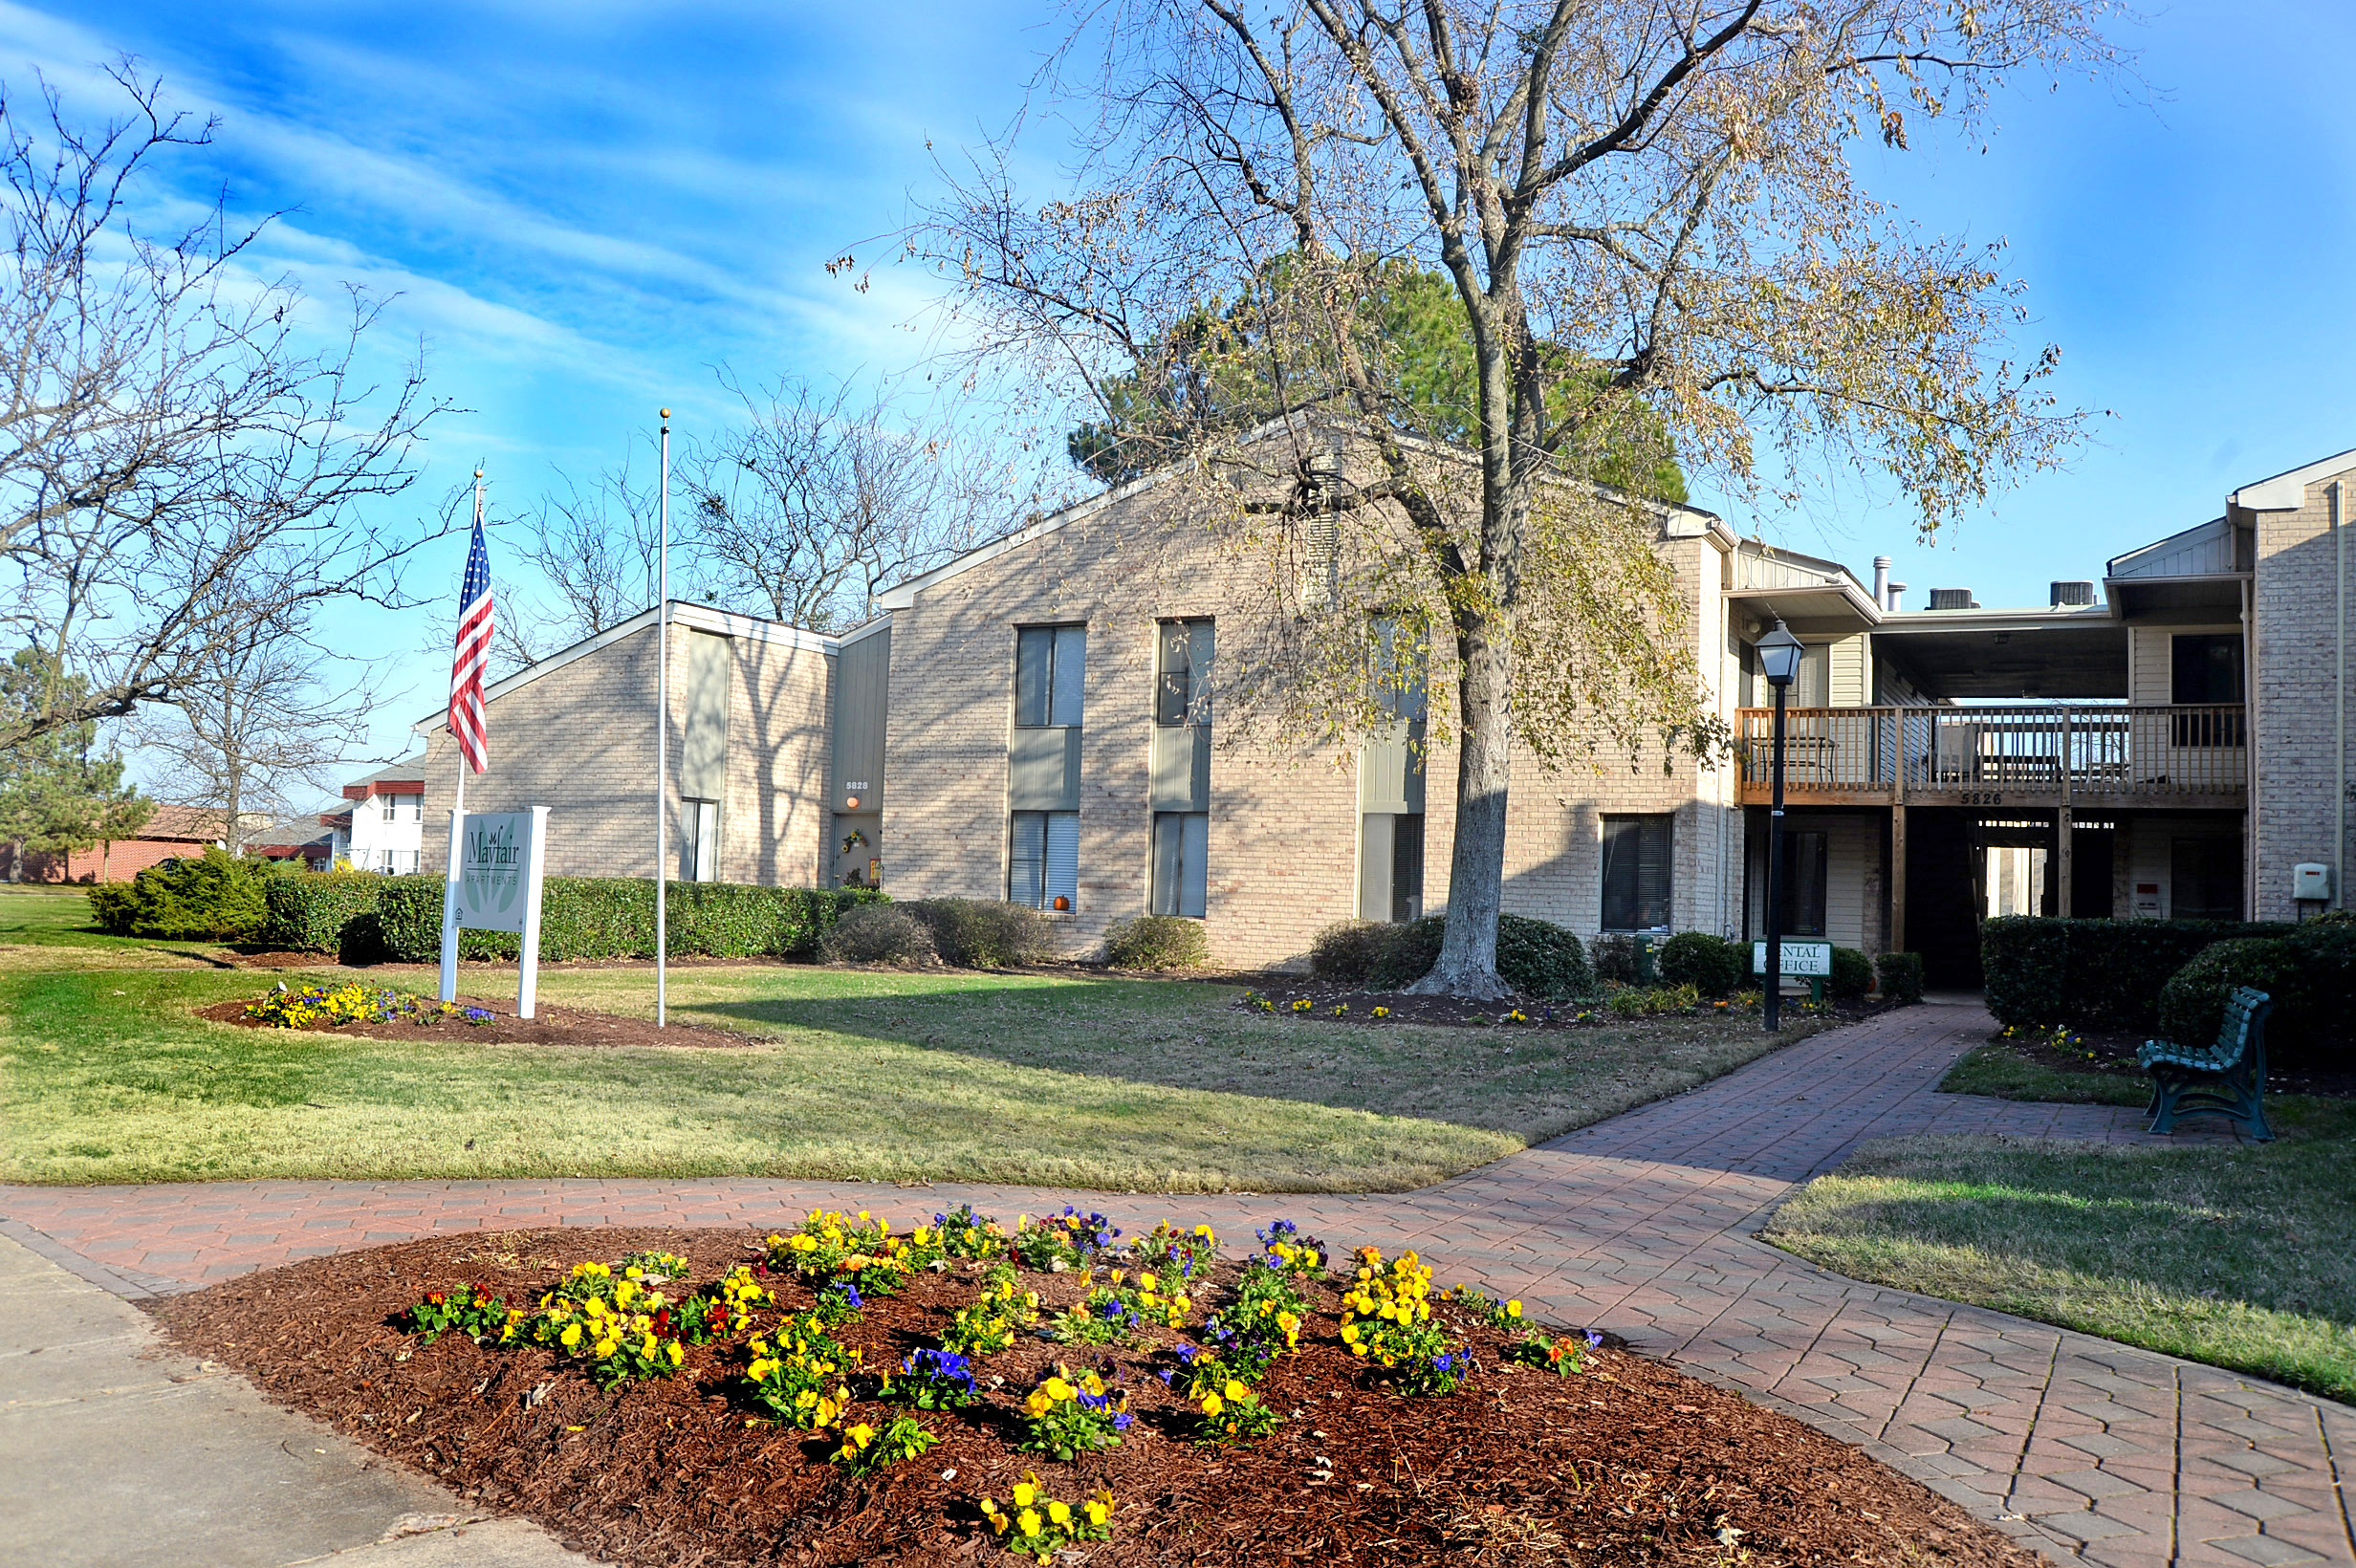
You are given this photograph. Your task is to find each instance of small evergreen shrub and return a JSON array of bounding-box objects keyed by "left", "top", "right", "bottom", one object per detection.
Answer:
[
  {"left": 1494, "top": 913, "right": 1592, "bottom": 998},
  {"left": 1102, "top": 915, "right": 1210, "bottom": 970},
  {"left": 1981, "top": 916, "right": 2294, "bottom": 1031},
  {"left": 1875, "top": 950, "right": 1925, "bottom": 1006},
  {"left": 1587, "top": 933, "right": 1641, "bottom": 986},
  {"left": 1828, "top": 946, "right": 1873, "bottom": 1000},
  {"left": 1308, "top": 917, "right": 1442, "bottom": 990},
  {"left": 902, "top": 898, "right": 1052, "bottom": 969},
  {"left": 1655, "top": 932, "right": 1745, "bottom": 997},
  {"left": 86, "top": 848, "right": 278, "bottom": 942},
  {"left": 819, "top": 903, "right": 936, "bottom": 966}
]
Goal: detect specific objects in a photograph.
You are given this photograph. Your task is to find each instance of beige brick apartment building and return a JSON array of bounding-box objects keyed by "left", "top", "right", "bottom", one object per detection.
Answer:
[{"left": 393, "top": 439, "right": 2356, "bottom": 984}]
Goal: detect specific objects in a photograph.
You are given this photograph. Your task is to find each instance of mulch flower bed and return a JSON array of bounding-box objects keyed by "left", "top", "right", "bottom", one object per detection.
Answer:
[
  {"left": 154, "top": 1213, "right": 2040, "bottom": 1568},
  {"left": 194, "top": 992, "right": 763, "bottom": 1050}
]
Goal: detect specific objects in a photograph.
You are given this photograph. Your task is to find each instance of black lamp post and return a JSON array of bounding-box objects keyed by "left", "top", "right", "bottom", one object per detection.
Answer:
[{"left": 1756, "top": 619, "right": 1805, "bottom": 1032}]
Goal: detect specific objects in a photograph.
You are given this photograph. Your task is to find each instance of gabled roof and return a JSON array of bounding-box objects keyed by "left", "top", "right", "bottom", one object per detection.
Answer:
[
  {"left": 2106, "top": 516, "right": 2243, "bottom": 581},
  {"left": 874, "top": 412, "right": 1734, "bottom": 612},
  {"left": 2230, "top": 447, "right": 2356, "bottom": 512},
  {"left": 410, "top": 601, "right": 837, "bottom": 737}
]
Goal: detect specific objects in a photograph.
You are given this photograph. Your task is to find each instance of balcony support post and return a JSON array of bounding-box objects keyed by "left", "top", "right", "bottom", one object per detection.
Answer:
[{"left": 2057, "top": 707, "right": 2073, "bottom": 918}]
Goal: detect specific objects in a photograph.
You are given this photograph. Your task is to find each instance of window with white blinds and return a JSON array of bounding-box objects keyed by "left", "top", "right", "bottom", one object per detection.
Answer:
[
  {"left": 1011, "top": 809, "right": 1080, "bottom": 910},
  {"left": 1150, "top": 811, "right": 1208, "bottom": 918},
  {"left": 1015, "top": 625, "right": 1086, "bottom": 728}
]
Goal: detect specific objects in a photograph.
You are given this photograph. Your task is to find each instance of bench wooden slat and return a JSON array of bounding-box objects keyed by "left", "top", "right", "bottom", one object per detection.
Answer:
[{"left": 2136, "top": 985, "right": 2273, "bottom": 1141}]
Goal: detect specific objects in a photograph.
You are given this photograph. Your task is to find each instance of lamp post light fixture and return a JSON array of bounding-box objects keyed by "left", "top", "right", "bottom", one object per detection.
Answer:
[{"left": 1755, "top": 618, "right": 1806, "bottom": 1033}]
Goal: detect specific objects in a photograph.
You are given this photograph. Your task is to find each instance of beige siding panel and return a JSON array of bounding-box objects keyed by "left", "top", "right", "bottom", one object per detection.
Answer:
[{"left": 1828, "top": 635, "right": 1868, "bottom": 708}]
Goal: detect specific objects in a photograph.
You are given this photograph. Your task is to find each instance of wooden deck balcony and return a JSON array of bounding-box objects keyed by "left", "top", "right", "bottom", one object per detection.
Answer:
[{"left": 1735, "top": 705, "right": 2248, "bottom": 810}]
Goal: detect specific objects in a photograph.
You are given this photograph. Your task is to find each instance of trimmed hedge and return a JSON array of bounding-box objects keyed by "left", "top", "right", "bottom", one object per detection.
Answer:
[
  {"left": 1980, "top": 916, "right": 2294, "bottom": 1032},
  {"left": 1102, "top": 915, "right": 1211, "bottom": 971},
  {"left": 1875, "top": 951, "right": 1925, "bottom": 1006},
  {"left": 899, "top": 898, "right": 1052, "bottom": 969},
  {"left": 1656, "top": 932, "right": 1745, "bottom": 997},
  {"left": 265, "top": 872, "right": 883, "bottom": 963},
  {"left": 1310, "top": 913, "right": 1589, "bottom": 997},
  {"left": 1829, "top": 946, "right": 1873, "bottom": 1001},
  {"left": 2154, "top": 938, "right": 2304, "bottom": 1055},
  {"left": 87, "top": 849, "right": 279, "bottom": 942}
]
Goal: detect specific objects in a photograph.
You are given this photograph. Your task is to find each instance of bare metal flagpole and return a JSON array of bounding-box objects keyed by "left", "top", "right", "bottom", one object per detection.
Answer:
[
  {"left": 437, "top": 467, "right": 486, "bottom": 1004},
  {"left": 655, "top": 410, "right": 670, "bottom": 1029}
]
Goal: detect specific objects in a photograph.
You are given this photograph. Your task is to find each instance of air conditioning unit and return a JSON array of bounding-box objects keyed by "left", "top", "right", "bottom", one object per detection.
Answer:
[
  {"left": 1928, "top": 588, "right": 1979, "bottom": 610},
  {"left": 2050, "top": 580, "right": 2098, "bottom": 607}
]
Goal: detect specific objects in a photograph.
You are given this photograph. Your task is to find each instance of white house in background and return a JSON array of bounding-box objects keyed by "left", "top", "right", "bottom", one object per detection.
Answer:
[{"left": 325, "top": 757, "right": 428, "bottom": 873}]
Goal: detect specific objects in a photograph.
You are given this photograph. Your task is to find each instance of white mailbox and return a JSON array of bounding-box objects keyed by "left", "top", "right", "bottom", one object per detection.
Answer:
[{"left": 2293, "top": 862, "right": 2332, "bottom": 902}]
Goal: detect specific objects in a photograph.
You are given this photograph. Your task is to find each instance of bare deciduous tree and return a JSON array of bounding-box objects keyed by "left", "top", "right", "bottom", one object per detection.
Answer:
[
  {"left": 0, "top": 64, "right": 448, "bottom": 753},
  {"left": 684, "top": 376, "right": 999, "bottom": 632},
  {"left": 919, "top": 0, "right": 2119, "bottom": 994},
  {"left": 132, "top": 583, "right": 376, "bottom": 857}
]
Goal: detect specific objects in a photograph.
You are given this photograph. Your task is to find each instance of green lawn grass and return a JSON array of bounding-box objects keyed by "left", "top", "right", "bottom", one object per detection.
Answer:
[
  {"left": 1763, "top": 1107, "right": 2356, "bottom": 1403},
  {"left": 1937, "top": 1040, "right": 2149, "bottom": 1106},
  {"left": 0, "top": 888, "right": 1823, "bottom": 1191}
]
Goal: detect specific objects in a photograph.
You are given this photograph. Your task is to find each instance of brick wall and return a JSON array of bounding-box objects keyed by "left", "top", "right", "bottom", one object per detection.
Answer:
[
  {"left": 881, "top": 483, "right": 1742, "bottom": 969},
  {"left": 418, "top": 618, "right": 834, "bottom": 885},
  {"left": 2249, "top": 468, "right": 2355, "bottom": 920}
]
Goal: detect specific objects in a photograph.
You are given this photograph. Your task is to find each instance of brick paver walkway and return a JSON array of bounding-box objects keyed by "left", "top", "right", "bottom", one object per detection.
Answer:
[{"left": 6, "top": 1001, "right": 2349, "bottom": 1567}]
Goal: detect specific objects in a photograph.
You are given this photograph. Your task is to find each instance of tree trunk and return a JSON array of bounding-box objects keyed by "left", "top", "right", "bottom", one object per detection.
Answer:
[{"left": 1408, "top": 608, "right": 1516, "bottom": 999}]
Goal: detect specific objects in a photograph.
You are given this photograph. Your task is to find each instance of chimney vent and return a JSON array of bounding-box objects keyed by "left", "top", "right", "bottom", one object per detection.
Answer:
[
  {"left": 2049, "top": 579, "right": 2097, "bottom": 607},
  {"left": 1928, "top": 588, "right": 1979, "bottom": 611},
  {"left": 1872, "top": 555, "right": 1892, "bottom": 609},
  {"left": 1887, "top": 581, "right": 1906, "bottom": 611}
]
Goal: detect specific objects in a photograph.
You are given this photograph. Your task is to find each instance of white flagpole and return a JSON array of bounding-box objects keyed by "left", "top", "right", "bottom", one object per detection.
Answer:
[
  {"left": 655, "top": 410, "right": 670, "bottom": 1029},
  {"left": 438, "top": 467, "right": 485, "bottom": 1005}
]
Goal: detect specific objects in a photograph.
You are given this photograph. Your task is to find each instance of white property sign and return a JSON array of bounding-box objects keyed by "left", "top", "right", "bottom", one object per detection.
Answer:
[
  {"left": 1753, "top": 940, "right": 1833, "bottom": 977},
  {"left": 439, "top": 806, "right": 550, "bottom": 1018}
]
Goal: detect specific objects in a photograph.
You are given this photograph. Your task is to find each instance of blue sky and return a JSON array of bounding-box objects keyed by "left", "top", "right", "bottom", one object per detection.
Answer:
[{"left": 10, "top": 0, "right": 2353, "bottom": 783}]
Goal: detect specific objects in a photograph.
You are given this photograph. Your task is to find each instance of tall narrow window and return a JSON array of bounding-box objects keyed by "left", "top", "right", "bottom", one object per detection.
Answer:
[
  {"left": 1152, "top": 618, "right": 1212, "bottom": 918},
  {"left": 1601, "top": 814, "right": 1674, "bottom": 931},
  {"left": 1016, "top": 624, "right": 1086, "bottom": 728},
  {"left": 1010, "top": 810, "right": 1080, "bottom": 909},
  {"left": 1361, "top": 620, "right": 1428, "bottom": 921},
  {"left": 685, "top": 799, "right": 720, "bottom": 882},
  {"left": 1776, "top": 830, "right": 1828, "bottom": 937}
]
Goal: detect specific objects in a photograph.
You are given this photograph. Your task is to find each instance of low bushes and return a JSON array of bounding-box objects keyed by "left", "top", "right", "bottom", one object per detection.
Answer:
[
  {"left": 1828, "top": 946, "right": 1873, "bottom": 1001},
  {"left": 1587, "top": 934, "right": 1643, "bottom": 986},
  {"left": 2150, "top": 917, "right": 2356, "bottom": 1063},
  {"left": 1308, "top": 913, "right": 1588, "bottom": 996},
  {"left": 1655, "top": 932, "right": 1744, "bottom": 997},
  {"left": 1981, "top": 916, "right": 2293, "bottom": 1032},
  {"left": 1875, "top": 951, "right": 1925, "bottom": 1006},
  {"left": 1102, "top": 915, "right": 1210, "bottom": 971},
  {"left": 819, "top": 904, "right": 937, "bottom": 966},
  {"left": 1494, "top": 913, "right": 1593, "bottom": 998},
  {"left": 900, "top": 898, "right": 1052, "bottom": 969},
  {"left": 265, "top": 873, "right": 883, "bottom": 964},
  {"left": 87, "top": 848, "right": 280, "bottom": 942}
]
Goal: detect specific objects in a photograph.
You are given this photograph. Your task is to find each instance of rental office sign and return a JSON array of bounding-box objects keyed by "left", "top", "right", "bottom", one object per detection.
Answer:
[{"left": 440, "top": 806, "right": 550, "bottom": 1018}]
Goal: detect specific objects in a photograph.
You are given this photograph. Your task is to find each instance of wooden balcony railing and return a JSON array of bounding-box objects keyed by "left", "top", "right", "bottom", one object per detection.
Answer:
[{"left": 1734, "top": 705, "right": 2247, "bottom": 808}]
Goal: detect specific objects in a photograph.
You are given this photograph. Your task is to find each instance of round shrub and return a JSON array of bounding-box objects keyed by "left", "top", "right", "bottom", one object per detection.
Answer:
[
  {"left": 2155, "top": 937, "right": 2302, "bottom": 1052},
  {"left": 1102, "top": 915, "right": 1210, "bottom": 970},
  {"left": 1309, "top": 917, "right": 1441, "bottom": 990},
  {"left": 1587, "top": 933, "right": 1641, "bottom": 986},
  {"left": 818, "top": 903, "right": 936, "bottom": 966},
  {"left": 1494, "top": 913, "right": 1593, "bottom": 998},
  {"left": 1828, "top": 946, "right": 1873, "bottom": 1000},
  {"left": 902, "top": 898, "right": 1052, "bottom": 969},
  {"left": 1656, "top": 931, "right": 1745, "bottom": 997},
  {"left": 86, "top": 848, "right": 278, "bottom": 942},
  {"left": 1875, "top": 950, "right": 1925, "bottom": 1007}
]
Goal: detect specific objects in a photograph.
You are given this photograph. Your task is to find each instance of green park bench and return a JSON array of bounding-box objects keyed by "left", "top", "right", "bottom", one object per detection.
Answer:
[{"left": 2137, "top": 986, "right": 2274, "bottom": 1142}]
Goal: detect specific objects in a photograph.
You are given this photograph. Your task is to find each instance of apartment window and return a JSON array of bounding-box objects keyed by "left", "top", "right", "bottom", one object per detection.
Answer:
[
  {"left": 1015, "top": 624, "right": 1086, "bottom": 728},
  {"left": 684, "top": 799, "right": 720, "bottom": 882},
  {"left": 390, "top": 849, "right": 420, "bottom": 875},
  {"left": 382, "top": 795, "right": 398, "bottom": 821},
  {"left": 1601, "top": 814, "right": 1674, "bottom": 931},
  {"left": 2171, "top": 634, "right": 2247, "bottom": 746},
  {"left": 1151, "top": 618, "right": 1213, "bottom": 918},
  {"left": 1011, "top": 810, "right": 1080, "bottom": 910}
]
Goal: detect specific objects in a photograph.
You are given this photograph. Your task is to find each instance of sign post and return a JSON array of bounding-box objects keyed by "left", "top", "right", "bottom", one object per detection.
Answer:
[{"left": 441, "top": 806, "right": 551, "bottom": 1018}]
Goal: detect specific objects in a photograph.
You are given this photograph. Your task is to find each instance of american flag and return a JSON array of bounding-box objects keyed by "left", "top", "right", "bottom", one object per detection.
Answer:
[{"left": 447, "top": 510, "right": 494, "bottom": 773}]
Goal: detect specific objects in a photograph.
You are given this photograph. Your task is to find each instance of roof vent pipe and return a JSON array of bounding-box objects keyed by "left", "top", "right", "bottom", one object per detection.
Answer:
[
  {"left": 1887, "top": 582, "right": 1906, "bottom": 611},
  {"left": 1872, "top": 555, "right": 1891, "bottom": 609}
]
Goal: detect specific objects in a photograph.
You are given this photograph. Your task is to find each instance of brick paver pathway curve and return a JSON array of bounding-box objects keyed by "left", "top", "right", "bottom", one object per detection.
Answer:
[{"left": 6, "top": 999, "right": 2351, "bottom": 1568}]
